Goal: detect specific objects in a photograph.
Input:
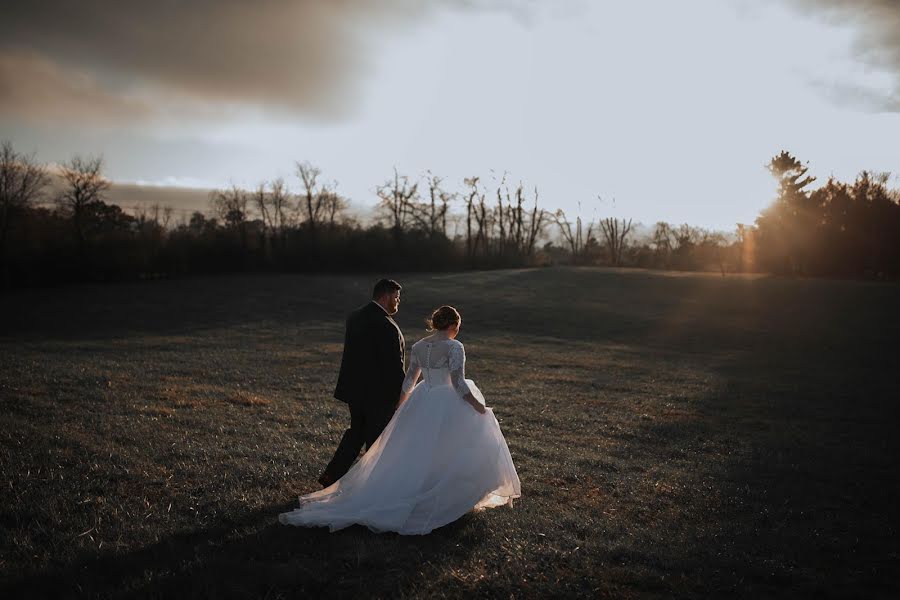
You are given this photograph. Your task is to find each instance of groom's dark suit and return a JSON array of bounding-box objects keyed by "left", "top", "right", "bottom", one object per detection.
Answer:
[{"left": 322, "top": 301, "right": 406, "bottom": 482}]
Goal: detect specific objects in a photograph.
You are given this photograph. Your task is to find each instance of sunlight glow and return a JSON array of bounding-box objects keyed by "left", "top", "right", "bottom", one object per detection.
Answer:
[{"left": 3, "top": 0, "right": 898, "bottom": 231}]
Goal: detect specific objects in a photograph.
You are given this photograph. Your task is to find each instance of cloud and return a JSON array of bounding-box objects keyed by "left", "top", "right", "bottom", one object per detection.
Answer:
[
  {"left": 0, "top": 51, "right": 157, "bottom": 125},
  {"left": 0, "top": 0, "right": 544, "bottom": 125},
  {"left": 7, "top": 0, "right": 897, "bottom": 125},
  {"left": 0, "top": 1, "right": 390, "bottom": 122},
  {"left": 809, "top": 79, "right": 900, "bottom": 113},
  {"left": 782, "top": 0, "right": 900, "bottom": 111}
]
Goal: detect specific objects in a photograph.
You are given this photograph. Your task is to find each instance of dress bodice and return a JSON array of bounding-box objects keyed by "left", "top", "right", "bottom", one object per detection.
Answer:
[
  {"left": 421, "top": 366, "right": 452, "bottom": 388},
  {"left": 401, "top": 337, "right": 471, "bottom": 398}
]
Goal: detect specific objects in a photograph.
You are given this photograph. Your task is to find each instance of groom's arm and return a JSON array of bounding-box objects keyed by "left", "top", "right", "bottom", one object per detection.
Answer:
[
  {"left": 374, "top": 321, "right": 406, "bottom": 394},
  {"left": 333, "top": 312, "right": 357, "bottom": 402}
]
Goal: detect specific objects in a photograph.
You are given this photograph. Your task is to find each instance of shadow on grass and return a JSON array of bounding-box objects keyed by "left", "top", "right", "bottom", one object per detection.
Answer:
[
  {"left": 698, "top": 368, "right": 900, "bottom": 598},
  {"left": 0, "top": 273, "right": 370, "bottom": 342},
  {"left": 3, "top": 268, "right": 899, "bottom": 597},
  {"left": 637, "top": 338, "right": 900, "bottom": 596},
  {"left": 4, "top": 499, "right": 489, "bottom": 598}
]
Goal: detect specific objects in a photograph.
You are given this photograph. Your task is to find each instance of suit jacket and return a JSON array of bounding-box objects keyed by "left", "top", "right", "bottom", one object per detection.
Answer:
[{"left": 334, "top": 302, "right": 406, "bottom": 406}]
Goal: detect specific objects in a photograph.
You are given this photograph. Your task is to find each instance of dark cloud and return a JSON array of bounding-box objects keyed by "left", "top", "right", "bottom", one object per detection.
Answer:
[
  {"left": 784, "top": 0, "right": 900, "bottom": 111},
  {"left": 1, "top": 1, "right": 404, "bottom": 121},
  {"left": 0, "top": 1, "right": 539, "bottom": 124},
  {"left": 0, "top": 50, "right": 157, "bottom": 124},
  {"left": 8, "top": 0, "right": 897, "bottom": 124}
]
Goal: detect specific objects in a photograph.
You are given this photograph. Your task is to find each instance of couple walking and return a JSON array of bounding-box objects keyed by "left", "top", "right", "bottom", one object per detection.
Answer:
[{"left": 279, "top": 279, "right": 520, "bottom": 535}]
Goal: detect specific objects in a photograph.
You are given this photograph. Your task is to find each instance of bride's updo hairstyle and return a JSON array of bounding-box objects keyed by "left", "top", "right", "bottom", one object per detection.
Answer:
[{"left": 425, "top": 305, "right": 461, "bottom": 332}]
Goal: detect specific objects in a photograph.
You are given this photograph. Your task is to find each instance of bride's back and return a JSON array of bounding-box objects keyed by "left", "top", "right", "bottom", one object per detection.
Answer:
[
  {"left": 409, "top": 335, "right": 466, "bottom": 389},
  {"left": 412, "top": 335, "right": 457, "bottom": 366}
]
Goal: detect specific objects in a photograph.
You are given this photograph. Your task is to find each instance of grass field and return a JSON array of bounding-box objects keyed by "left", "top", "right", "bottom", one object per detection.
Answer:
[{"left": 1, "top": 267, "right": 898, "bottom": 598}]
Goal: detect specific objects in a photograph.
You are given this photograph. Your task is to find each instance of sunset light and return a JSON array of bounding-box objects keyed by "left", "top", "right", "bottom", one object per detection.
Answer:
[
  {"left": 2, "top": 2, "right": 899, "bottom": 596},
  {"left": 2, "top": 0, "right": 897, "bottom": 230}
]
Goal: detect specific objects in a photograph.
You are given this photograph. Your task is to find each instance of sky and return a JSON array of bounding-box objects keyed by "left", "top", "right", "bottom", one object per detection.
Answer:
[{"left": 1, "top": 0, "right": 899, "bottom": 230}]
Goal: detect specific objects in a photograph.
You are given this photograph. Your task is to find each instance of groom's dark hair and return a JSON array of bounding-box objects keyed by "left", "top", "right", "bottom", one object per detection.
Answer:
[{"left": 372, "top": 278, "right": 402, "bottom": 299}]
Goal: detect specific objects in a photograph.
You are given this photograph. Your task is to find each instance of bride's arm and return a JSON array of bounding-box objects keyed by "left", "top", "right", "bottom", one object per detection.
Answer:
[
  {"left": 463, "top": 391, "right": 485, "bottom": 414},
  {"left": 398, "top": 351, "right": 421, "bottom": 406},
  {"left": 449, "top": 342, "right": 485, "bottom": 414}
]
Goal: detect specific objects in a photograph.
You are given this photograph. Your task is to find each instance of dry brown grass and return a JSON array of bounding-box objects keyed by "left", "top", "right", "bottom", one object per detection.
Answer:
[{"left": 0, "top": 268, "right": 898, "bottom": 598}]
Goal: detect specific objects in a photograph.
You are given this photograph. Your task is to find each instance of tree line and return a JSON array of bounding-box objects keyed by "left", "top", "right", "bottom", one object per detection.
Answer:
[
  {"left": 1, "top": 140, "right": 898, "bottom": 288},
  {"left": 753, "top": 151, "right": 900, "bottom": 278}
]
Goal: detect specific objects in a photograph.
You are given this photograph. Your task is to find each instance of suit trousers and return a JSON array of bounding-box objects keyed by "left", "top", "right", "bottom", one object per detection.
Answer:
[{"left": 322, "top": 400, "right": 395, "bottom": 481}]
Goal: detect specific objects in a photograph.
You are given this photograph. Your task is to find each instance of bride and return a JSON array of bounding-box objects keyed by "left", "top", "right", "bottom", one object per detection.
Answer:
[{"left": 279, "top": 305, "right": 521, "bottom": 535}]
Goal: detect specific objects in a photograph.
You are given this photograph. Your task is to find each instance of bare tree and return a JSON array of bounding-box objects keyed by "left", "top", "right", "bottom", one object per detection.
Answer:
[
  {"left": 651, "top": 222, "right": 673, "bottom": 251},
  {"left": 421, "top": 172, "right": 451, "bottom": 237},
  {"left": 494, "top": 180, "right": 547, "bottom": 259},
  {"left": 404, "top": 172, "right": 452, "bottom": 237},
  {"left": 495, "top": 172, "right": 509, "bottom": 256},
  {"left": 523, "top": 186, "right": 547, "bottom": 257},
  {"left": 599, "top": 217, "right": 633, "bottom": 266},
  {"left": 554, "top": 208, "right": 595, "bottom": 264},
  {"left": 651, "top": 221, "right": 674, "bottom": 267},
  {"left": 246, "top": 182, "right": 272, "bottom": 257},
  {"left": 162, "top": 206, "right": 174, "bottom": 230},
  {"left": 320, "top": 189, "right": 348, "bottom": 228},
  {"left": 474, "top": 186, "right": 491, "bottom": 257},
  {"left": 267, "top": 178, "right": 291, "bottom": 232},
  {"left": 673, "top": 223, "right": 702, "bottom": 250},
  {"left": 251, "top": 178, "right": 293, "bottom": 238},
  {"left": 149, "top": 203, "right": 162, "bottom": 226},
  {"left": 132, "top": 203, "right": 148, "bottom": 224},
  {"left": 437, "top": 178, "right": 453, "bottom": 237},
  {"left": 488, "top": 172, "right": 542, "bottom": 260},
  {"left": 0, "top": 141, "right": 49, "bottom": 264},
  {"left": 510, "top": 182, "right": 524, "bottom": 251},
  {"left": 376, "top": 168, "right": 419, "bottom": 234},
  {"left": 706, "top": 231, "right": 729, "bottom": 276},
  {"left": 56, "top": 155, "right": 111, "bottom": 248},
  {"left": 508, "top": 183, "right": 546, "bottom": 258},
  {"left": 209, "top": 185, "right": 250, "bottom": 248},
  {"left": 209, "top": 185, "right": 249, "bottom": 228},
  {"left": 296, "top": 161, "right": 331, "bottom": 233},
  {"left": 254, "top": 183, "right": 272, "bottom": 232},
  {"left": 463, "top": 176, "right": 481, "bottom": 260}
]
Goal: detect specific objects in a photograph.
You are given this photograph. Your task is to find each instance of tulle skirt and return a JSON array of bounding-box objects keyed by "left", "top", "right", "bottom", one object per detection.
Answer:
[{"left": 279, "top": 379, "right": 521, "bottom": 535}]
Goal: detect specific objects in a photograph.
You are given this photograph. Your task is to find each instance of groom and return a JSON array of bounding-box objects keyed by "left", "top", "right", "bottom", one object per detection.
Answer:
[{"left": 317, "top": 278, "right": 406, "bottom": 488}]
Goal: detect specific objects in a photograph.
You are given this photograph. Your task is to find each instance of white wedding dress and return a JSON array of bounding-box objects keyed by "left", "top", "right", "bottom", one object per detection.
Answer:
[{"left": 279, "top": 335, "right": 521, "bottom": 535}]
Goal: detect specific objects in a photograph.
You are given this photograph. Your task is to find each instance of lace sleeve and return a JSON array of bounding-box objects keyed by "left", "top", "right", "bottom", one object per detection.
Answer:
[
  {"left": 448, "top": 341, "right": 472, "bottom": 398},
  {"left": 401, "top": 350, "right": 421, "bottom": 394}
]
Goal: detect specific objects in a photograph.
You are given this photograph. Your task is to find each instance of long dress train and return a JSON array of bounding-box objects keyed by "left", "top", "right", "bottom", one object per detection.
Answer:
[{"left": 279, "top": 336, "right": 521, "bottom": 534}]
